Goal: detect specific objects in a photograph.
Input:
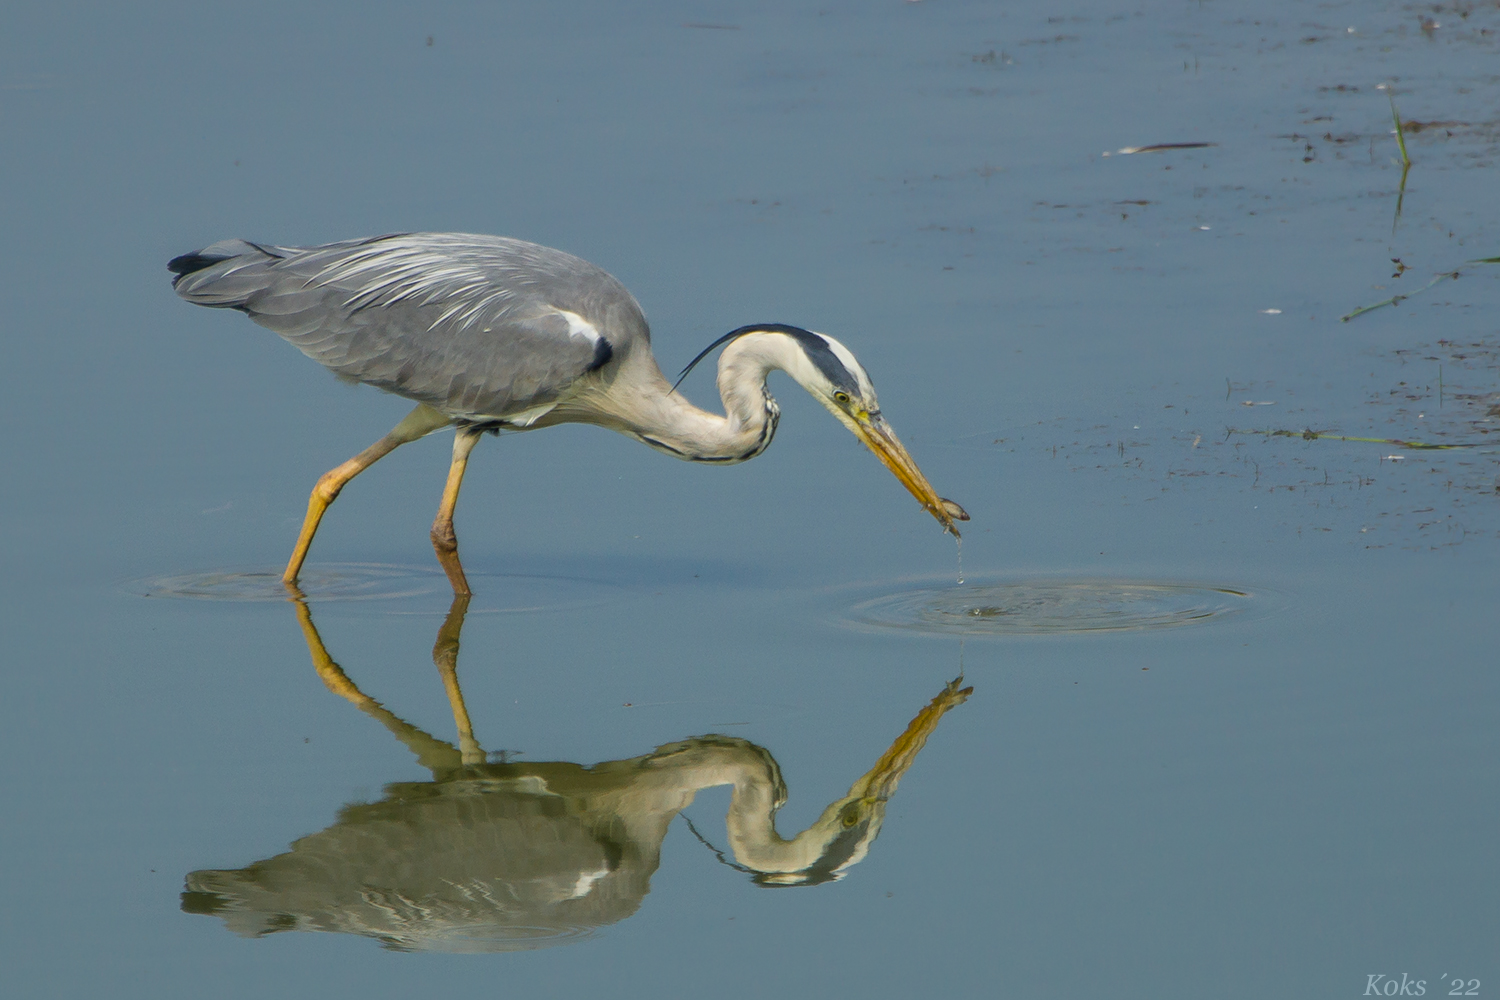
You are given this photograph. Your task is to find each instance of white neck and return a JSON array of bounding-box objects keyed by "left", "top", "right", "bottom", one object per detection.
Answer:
[{"left": 567, "top": 332, "right": 824, "bottom": 463}]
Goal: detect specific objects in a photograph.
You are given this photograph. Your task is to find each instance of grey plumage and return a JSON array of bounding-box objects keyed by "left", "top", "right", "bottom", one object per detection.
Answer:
[{"left": 171, "top": 233, "right": 633, "bottom": 423}]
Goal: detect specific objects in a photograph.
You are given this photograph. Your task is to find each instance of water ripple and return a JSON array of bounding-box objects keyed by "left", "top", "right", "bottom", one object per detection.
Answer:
[
  {"left": 841, "top": 576, "right": 1267, "bottom": 637},
  {"left": 132, "top": 563, "right": 624, "bottom": 613}
]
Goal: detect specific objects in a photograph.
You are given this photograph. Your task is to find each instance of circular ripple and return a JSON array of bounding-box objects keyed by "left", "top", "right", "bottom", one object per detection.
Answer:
[
  {"left": 133, "top": 563, "right": 624, "bottom": 612},
  {"left": 842, "top": 577, "right": 1263, "bottom": 636},
  {"left": 136, "top": 563, "right": 442, "bottom": 602}
]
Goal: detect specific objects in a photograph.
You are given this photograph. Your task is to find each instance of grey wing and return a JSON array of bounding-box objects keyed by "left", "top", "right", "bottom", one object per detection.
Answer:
[{"left": 169, "top": 233, "right": 639, "bottom": 421}]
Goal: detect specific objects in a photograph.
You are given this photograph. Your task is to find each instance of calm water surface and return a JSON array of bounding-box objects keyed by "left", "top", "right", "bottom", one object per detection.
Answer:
[{"left": 2, "top": 1, "right": 1497, "bottom": 996}]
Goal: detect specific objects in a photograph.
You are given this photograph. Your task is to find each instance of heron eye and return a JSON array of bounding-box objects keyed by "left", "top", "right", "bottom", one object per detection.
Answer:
[
  {"left": 842, "top": 808, "right": 859, "bottom": 827},
  {"left": 833, "top": 391, "right": 851, "bottom": 405}
]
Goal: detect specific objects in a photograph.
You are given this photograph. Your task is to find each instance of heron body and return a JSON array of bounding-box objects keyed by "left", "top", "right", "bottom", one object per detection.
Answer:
[{"left": 170, "top": 233, "right": 966, "bottom": 592}]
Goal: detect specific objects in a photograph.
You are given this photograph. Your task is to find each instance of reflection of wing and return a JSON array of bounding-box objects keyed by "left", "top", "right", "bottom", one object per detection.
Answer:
[
  {"left": 170, "top": 233, "right": 643, "bottom": 422},
  {"left": 182, "top": 771, "right": 653, "bottom": 953}
]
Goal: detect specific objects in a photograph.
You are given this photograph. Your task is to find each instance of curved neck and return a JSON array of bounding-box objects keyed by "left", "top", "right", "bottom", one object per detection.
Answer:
[
  {"left": 724, "top": 777, "right": 872, "bottom": 877},
  {"left": 634, "top": 738, "right": 860, "bottom": 878},
  {"left": 571, "top": 333, "right": 821, "bottom": 463}
]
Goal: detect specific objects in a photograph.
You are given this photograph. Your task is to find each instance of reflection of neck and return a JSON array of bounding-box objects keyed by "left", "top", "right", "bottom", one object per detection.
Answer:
[
  {"left": 720, "top": 677, "right": 972, "bottom": 878},
  {"left": 724, "top": 769, "right": 847, "bottom": 875}
]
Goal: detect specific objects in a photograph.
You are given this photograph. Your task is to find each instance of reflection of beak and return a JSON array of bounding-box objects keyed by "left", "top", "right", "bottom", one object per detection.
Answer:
[
  {"left": 851, "top": 413, "right": 970, "bottom": 536},
  {"left": 849, "top": 676, "right": 973, "bottom": 801}
]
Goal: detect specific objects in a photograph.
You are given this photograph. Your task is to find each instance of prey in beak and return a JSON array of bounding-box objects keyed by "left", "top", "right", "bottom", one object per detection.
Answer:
[{"left": 847, "top": 409, "right": 970, "bottom": 537}]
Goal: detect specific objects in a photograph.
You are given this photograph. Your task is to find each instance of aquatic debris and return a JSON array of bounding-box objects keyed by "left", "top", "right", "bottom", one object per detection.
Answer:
[
  {"left": 1401, "top": 120, "right": 1469, "bottom": 133},
  {"left": 1383, "top": 89, "right": 1412, "bottom": 168},
  {"left": 1102, "top": 142, "right": 1216, "bottom": 156},
  {"left": 1378, "top": 85, "right": 1413, "bottom": 233},
  {"left": 1341, "top": 270, "right": 1458, "bottom": 321},
  {"left": 1225, "top": 427, "right": 1477, "bottom": 450},
  {"left": 1342, "top": 255, "right": 1499, "bottom": 322}
]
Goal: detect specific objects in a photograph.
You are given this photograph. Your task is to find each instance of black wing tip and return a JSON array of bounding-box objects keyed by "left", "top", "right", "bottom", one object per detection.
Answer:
[
  {"left": 168, "top": 239, "right": 285, "bottom": 284},
  {"left": 167, "top": 251, "right": 224, "bottom": 278}
]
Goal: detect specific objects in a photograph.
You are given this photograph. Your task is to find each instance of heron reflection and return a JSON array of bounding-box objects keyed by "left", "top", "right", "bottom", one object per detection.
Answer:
[{"left": 182, "top": 597, "right": 969, "bottom": 951}]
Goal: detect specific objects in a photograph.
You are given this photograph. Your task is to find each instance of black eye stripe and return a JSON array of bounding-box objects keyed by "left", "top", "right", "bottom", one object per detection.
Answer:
[{"left": 787, "top": 331, "right": 864, "bottom": 396}]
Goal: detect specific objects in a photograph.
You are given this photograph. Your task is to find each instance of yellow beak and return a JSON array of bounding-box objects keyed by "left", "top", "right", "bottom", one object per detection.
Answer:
[{"left": 851, "top": 412, "right": 970, "bottom": 536}]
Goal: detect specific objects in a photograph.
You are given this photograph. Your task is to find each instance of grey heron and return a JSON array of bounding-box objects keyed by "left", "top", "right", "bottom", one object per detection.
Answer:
[{"left": 169, "top": 233, "right": 968, "bottom": 594}]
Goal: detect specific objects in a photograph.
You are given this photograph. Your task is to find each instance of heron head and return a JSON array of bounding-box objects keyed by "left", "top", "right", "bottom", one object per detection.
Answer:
[{"left": 678, "top": 324, "right": 969, "bottom": 535}]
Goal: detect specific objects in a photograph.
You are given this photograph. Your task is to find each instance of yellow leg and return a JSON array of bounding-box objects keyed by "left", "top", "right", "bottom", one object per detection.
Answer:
[
  {"left": 432, "top": 594, "right": 484, "bottom": 765},
  {"left": 431, "top": 427, "right": 483, "bottom": 596},
  {"left": 282, "top": 404, "right": 451, "bottom": 587}
]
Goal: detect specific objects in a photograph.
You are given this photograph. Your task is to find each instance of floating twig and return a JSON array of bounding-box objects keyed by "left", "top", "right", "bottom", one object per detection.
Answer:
[
  {"left": 1103, "top": 142, "right": 1216, "bottom": 156},
  {"left": 1341, "top": 270, "right": 1459, "bottom": 322},
  {"left": 1342, "top": 254, "right": 1497, "bottom": 322}
]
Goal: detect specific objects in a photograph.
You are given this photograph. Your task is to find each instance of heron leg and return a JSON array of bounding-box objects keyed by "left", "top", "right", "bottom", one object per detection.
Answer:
[
  {"left": 432, "top": 594, "right": 484, "bottom": 765},
  {"left": 431, "top": 426, "right": 483, "bottom": 595},
  {"left": 282, "top": 403, "right": 452, "bottom": 587}
]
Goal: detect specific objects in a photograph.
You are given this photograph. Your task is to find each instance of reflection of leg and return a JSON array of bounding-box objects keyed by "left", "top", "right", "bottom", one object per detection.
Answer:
[
  {"left": 431, "top": 427, "right": 483, "bottom": 596},
  {"left": 292, "top": 597, "right": 379, "bottom": 710},
  {"left": 432, "top": 594, "right": 484, "bottom": 765},
  {"left": 283, "top": 404, "right": 452, "bottom": 587},
  {"left": 289, "top": 596, "right": 463, "bottom": 773}
]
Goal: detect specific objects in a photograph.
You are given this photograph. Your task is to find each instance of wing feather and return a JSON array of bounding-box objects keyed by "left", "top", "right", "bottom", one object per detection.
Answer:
[{"left": 171, "top": 233, "right": 641, "bottom": 421}]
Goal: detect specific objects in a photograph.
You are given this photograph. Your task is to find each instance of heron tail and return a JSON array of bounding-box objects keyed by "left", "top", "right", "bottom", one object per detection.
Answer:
[{"left": 167, "top": 239, "right": 291, "bottom": 312}]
